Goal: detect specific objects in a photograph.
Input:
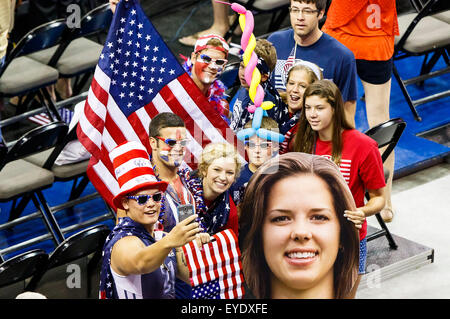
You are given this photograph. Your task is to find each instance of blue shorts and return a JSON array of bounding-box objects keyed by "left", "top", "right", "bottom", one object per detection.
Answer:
[{"left": 358, "top": 238, "right": 367, "bottom": 275}]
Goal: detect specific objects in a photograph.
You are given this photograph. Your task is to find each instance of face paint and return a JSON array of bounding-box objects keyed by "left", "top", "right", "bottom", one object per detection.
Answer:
[
  {"left": 194, "top": 61, "right": 214, "bottom": 84},
  {"left": 159, "top": 150, "right": 170, "bottom": 163},
  {"left": 192, "top": 49, "right": 227, "bottom": 86},
  {"left": 156, "top": 127, "right": 187, "bottom": 168}
]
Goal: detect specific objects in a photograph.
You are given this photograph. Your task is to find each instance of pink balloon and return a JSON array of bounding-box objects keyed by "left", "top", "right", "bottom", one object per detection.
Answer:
[
  {"left": 231, "top": 3, "right": 246, "bottom": 14},
  {"left": 248, "top": 105, "right": 256, "bottom": 113},
  {"left": 240, "top": 11, "right": 254, "bottom": 51},
  {"left": 244, "top": 52, "right": 258, "bottom": 87},
  {"left": 254, "top": 85, "right": 264, "bottom": 108}
]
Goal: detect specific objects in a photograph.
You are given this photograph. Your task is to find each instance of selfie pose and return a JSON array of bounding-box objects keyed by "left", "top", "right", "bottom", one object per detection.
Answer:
[
  {"left": 239, "top": 152, "right": 360, "bottom": 299},
  {"left": 100, "top": 141, "right": 209, "bottom": 299}
]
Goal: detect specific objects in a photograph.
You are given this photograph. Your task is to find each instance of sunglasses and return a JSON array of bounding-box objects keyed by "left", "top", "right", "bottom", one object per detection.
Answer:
[
  {"left": 126, "top": 193, "right": 163, "bottom": 205},
  {"left": 197, "top": 54, "right": 228, "bottom": 66},
  {"left": 155, "top": 136, "right": 189, "bottom": 148},
  {"left": 245, "top": 141, "right": 273, "bottom": 149}
]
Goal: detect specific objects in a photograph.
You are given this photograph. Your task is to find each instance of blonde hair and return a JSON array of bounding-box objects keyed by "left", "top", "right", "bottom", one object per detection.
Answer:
[{"left": 198, "top": 142, "right": 242, "bottom": 179}]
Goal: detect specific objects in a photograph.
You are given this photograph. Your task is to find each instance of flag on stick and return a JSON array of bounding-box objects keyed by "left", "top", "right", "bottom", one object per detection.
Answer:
[{"left": 77, "top": 0, "right": 242, "bottom": 209}]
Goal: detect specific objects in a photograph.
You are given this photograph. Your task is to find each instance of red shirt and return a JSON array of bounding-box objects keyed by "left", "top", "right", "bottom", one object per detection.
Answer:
[{"left": 314, "top": 129, "right": 386, "bottom": 240}]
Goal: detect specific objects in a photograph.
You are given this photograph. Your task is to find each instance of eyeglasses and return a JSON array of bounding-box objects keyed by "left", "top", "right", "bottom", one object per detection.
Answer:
[
  {"left": 289, "top": 7, "right": 319, "bottom": 16},
  {"left": 155, "top": 136, "right": 189, "bottom": 148},
  {"left": 126, "top": 193, "right": 163, "bottom": 205},
  {"left": 245, "top": 141, "right": 273, "bottom": 149},
  {"left": 197, "top": 54, "right": 228, "bottom": 67}
]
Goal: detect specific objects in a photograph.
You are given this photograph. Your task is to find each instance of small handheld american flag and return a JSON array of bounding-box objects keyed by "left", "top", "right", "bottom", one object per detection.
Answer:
[{"left": 182, "top": 229, "right": 245, "bottom": 299}]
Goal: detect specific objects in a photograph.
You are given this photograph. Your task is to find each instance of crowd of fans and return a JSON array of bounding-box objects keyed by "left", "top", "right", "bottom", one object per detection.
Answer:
[{"left": 0, "top": 0, "right": 401, "bottom": 299}]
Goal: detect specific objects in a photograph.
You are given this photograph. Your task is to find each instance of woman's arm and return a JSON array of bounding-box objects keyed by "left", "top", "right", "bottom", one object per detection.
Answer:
[{"left": 344, "top": 187, "right": 386, "bottom": 228}]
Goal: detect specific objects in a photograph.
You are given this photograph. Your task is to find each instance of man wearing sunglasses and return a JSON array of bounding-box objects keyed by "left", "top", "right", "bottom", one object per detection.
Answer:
[
  {"left": 181, "top": 34, "right": 231, "bottom": 123},
  {"left": 267, "top": 0, "right": 358, "bottom": 128},
  {"left": 100, "top": 141, "right": 210, "bottom": 299},
  {"left": 147, "top": 112, "right": 198, "bottom": 299}
]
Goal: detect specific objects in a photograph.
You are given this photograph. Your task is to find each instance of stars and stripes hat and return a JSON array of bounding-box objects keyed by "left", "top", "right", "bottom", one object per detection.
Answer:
[
  {"left": 109, "top": 141, "right": 168, "bottom": 210},
  {"left": 194, "top": 34, "right": 229, "bottom": 56}
]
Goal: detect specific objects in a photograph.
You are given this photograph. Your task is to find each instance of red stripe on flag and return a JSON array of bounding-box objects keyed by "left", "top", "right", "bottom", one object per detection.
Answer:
[
  {"left": 100, "top": 145, "right": 116, "bottom": 177},
  {"left": 159, "top": 85, "right": 212, "bottom": 147},
  {"left": 91, "top": 76, "right": 110, "bottom": 107},
  {"left": 127, "top": 111, "right": 151, "bottom": 151},
  {"left": 77, "top": 120, "right": 102, "bottom": 161},
  {"left": 86, "top": 159, "right": 115, "bottom": 209},
  {"left": 104, "top": 113, "right": 127, "bottom": 146}
]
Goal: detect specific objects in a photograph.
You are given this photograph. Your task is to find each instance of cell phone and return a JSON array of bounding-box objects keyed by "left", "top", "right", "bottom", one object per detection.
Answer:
[{"left": 177, "top": 204, "right": 195, "bottom": 223}]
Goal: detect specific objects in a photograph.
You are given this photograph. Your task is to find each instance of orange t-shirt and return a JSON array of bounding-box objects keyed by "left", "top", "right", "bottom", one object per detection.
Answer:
[{"left": 322, "top": 0, "right": 399, "bottom": 61}]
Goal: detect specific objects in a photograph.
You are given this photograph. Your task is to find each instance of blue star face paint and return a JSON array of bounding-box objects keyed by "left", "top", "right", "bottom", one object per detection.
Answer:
[{"left": 155, "top": 127, "right": 188, "bottom": 168}]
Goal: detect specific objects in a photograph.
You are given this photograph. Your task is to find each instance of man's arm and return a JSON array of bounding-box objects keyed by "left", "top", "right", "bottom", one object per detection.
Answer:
[
  {"left": 111, "top": 215, "right": 200, "bottom": 276},
  {"left": 175, "top": 232, "right": 211, "bottom": 283},
  {"left": 344, "top": 100, "right": 356, "bottom": 129}
]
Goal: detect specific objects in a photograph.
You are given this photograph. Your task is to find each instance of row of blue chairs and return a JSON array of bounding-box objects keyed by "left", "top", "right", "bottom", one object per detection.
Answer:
[{"left": 0, "top": 2, "right": 112, "bottom": 128}]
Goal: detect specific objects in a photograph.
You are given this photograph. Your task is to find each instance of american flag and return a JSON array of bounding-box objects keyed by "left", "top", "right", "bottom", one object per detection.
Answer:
[
  {"left": 282, "top": 49, "right": 296, "bottom": 81},
  {"left": 28, "top": 108, "right": 73, "bottom": 125},
  {"left": 76, "top": 0, "right": 243, "bottom": 210},
  {"left": 182, "top": 229, "right": 245, "bottom": 299}
]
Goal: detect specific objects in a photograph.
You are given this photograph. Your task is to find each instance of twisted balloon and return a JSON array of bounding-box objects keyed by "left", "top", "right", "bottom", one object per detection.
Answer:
[
  {"left": 231, "top": 3, "right": 274, "bottom": 114},
  {"left": 212, "top": 1, "right": 285, "bottom": 143},
  {"left": 229, "top": 2, "right": 284, "bottom": 143}
]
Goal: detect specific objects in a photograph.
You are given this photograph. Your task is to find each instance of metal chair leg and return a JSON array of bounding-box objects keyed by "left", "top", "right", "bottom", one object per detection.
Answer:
[
  {"left": 392, "top": 64, "right": 422, "bottom": 121},
  {"left": 375, "top": 213, "right": 398, "bottom": 250},
  {"left": 33, "top": 191, "right": 65, "bottom": 244}
]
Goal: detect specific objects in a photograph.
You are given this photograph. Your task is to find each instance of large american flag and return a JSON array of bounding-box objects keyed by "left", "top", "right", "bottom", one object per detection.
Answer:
[
  {"left": 182, "top": 229, "right": 245, "bottom": 299},
  {"left": 77, "top": 0, "right": 242, "bottom": 210}
]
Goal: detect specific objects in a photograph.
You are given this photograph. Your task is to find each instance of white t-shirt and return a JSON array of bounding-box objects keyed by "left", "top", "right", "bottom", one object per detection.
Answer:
[{"left": 54, "top": 101, "right": 90, "bottom": 165}]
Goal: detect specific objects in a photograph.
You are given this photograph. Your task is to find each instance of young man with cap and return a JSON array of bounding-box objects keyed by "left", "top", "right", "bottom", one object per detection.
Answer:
[
  {"left": 182, "top": 34, "right": 231, "bottom": 123},
  {"left": 267, "top": 0, "right": 358, "bottom": 127},
  {"left": 100, "top": 141, "right": 209, "bottom": 299}
]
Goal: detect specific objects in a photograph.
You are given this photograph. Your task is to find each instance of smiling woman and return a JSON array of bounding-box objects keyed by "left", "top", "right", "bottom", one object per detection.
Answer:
[
  {"left": 239, "top": 152, "right": 360, "bottom": 299},
  {"left": 186, "top": 142, "right": 242, "bottom": 236}
]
